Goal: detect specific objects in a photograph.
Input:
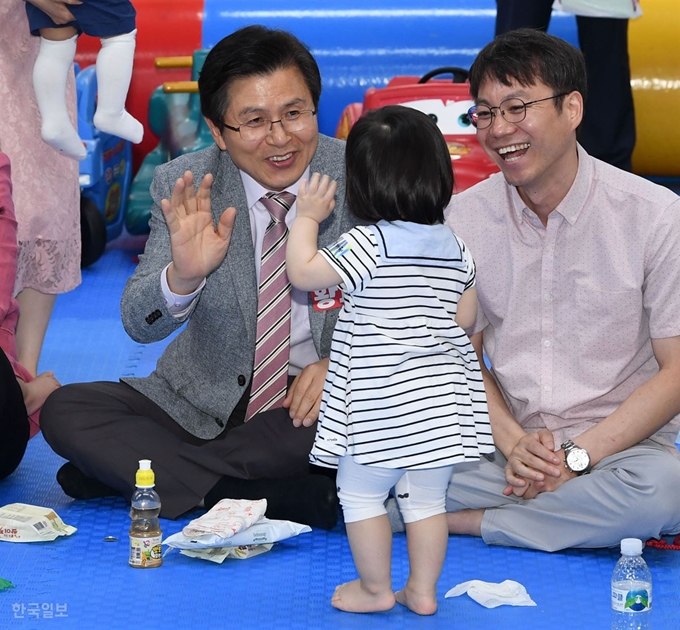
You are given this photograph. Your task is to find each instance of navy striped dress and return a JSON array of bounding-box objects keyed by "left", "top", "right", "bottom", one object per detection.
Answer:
[{"left": 310, "top": 220, "right": 494, "bottom": 470}]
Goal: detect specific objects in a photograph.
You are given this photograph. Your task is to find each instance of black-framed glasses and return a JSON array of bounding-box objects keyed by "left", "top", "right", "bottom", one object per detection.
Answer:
[
  {"left": 223, "top": 109, "right": 317, "bottom": 142},
  {"left": 467, "top": 94, "right": 569, "bottom": 129}
]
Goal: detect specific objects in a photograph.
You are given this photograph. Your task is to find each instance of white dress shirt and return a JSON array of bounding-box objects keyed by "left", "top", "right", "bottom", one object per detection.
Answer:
[{"left": 161, "top": 168, "right": 319, "bottom": 375}]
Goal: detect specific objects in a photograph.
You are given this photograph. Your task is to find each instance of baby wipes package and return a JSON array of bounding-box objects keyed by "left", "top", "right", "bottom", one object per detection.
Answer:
[
  {"left": 0, "top": 503, "right": 77, "bottom": 542},
  {"left": 162, "top": 498, "right": 311, "bottom": 563}
]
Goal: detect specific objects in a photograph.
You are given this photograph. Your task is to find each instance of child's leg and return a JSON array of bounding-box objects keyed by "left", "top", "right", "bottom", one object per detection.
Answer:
[
  {"left": 394, "top": 465, "right": 454, "bottom": 616},
  {"left": 336, "top": 515, "right": 395, "bottom": 612},
  {"left": 93, "top": 30, "right": 143, "bottom": 143},
  {"left": 33, "top": 28, "right": 86, "bottom": 160},
  {"left": 397, "top": 514, "right": 449, "bottom": 615},
  {"left": 333, "top": 456, "right": 403, "bottom": 613}
]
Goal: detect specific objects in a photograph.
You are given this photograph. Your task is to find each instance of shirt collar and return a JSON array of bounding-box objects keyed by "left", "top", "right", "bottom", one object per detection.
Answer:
[
  {"left": 509, "top": 144, "right": 593, "bottom": 226},
  {"left": 239, "top": 167, "right": 311, "bottom": 210}
]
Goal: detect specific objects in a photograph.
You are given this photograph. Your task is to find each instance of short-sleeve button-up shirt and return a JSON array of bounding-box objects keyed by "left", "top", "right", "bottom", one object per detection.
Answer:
[{"left": 446, "top": 145, "right": 680, "bottom": 451}]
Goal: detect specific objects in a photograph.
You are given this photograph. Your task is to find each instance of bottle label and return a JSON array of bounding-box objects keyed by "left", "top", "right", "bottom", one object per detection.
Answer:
[
  {"left": 611, "top": 586, "right": 651, "bottom": 612},
  {"left": 129, "top": 534, "right": 163, "bottom": 568}
]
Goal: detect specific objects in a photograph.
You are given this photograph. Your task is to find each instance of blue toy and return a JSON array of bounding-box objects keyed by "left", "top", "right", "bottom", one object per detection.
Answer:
[{"left": 75, "top": 64, "right": 133, "bottom": 266}]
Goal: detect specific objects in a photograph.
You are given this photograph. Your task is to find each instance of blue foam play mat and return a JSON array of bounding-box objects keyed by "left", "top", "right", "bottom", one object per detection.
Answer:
[{"left": 1, "top": 244, "right": 679, "bottom": 629}]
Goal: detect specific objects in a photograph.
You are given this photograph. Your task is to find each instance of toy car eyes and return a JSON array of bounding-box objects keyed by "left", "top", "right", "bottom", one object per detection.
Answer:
[
  {"left": 458, "top": 114, "right": 472, "bottom": 128},
  {"left": 427, "top": 113, "right": 439, "bottom": 124}
]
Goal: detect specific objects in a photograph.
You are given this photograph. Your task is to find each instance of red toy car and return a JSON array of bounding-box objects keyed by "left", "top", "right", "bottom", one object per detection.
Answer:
[{"left": 336, "top": 67, "right": 499, "bottom": 193}]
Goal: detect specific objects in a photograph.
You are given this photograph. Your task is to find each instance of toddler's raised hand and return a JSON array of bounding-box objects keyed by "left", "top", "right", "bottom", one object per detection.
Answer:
[{"left": 297, "top": 173, "right": 337, "bottom": 223}]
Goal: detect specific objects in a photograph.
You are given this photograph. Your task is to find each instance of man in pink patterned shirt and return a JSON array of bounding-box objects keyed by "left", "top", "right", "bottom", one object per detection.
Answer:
[{"left": 444, "top": 29, "right": 680, "bottom": 551}]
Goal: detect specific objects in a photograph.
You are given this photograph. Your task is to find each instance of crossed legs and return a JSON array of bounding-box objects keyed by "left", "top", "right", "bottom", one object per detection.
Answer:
[{"left": 445, "top": 446, "right": 680, "bottom": 551}]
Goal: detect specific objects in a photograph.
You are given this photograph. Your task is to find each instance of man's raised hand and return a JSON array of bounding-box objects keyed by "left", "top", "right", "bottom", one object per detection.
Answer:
[{"left": 162, "top": 171, "right": 236, "bottom": 294}]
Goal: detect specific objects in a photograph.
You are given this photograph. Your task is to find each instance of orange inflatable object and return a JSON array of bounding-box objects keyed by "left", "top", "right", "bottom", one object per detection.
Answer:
[{"left": 336, "top": 69, "right": 499, "bottom": 194}]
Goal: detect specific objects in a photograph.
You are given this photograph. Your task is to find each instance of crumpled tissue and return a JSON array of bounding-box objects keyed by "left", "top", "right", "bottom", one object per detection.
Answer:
[{"left": 445, "top": 579, "right": 537, "bottom": 608}]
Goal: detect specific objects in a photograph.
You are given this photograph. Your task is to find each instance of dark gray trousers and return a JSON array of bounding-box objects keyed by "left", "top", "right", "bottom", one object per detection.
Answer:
[{"left": 40, "top": 380, "right": 316, "bottom": 518}]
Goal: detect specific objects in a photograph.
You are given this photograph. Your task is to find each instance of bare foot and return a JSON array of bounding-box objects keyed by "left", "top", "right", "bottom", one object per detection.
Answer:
[
  {"left": 446, "top": 509, "right": 484, "bottom": 536},
  {"left": 331, "top": 579, "right": 395, "bottom": 613},
  {"left": 395, "top": 587, "right": 437, "bottom": 616},
  {"left": 18, "top": 371, "right": 61, "bottom": 415}
]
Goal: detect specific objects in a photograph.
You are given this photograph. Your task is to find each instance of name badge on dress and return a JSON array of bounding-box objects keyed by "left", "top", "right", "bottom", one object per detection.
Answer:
[{"left": 310, "top": 286, "right": 343, "bottom": 311}]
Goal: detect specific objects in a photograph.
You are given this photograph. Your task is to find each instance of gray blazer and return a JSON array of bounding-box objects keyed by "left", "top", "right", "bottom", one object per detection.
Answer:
[{"left": 120, "top": 134, "right": 355, "bottom": 439}]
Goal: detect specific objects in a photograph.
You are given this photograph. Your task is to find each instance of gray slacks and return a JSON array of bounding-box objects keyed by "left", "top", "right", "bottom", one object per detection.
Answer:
[
  {"left": 40, "top": 380, "right": 317, "bottom": 519},
  {"left": 446, "top": 442, "right": 680, "bottom": 551}
]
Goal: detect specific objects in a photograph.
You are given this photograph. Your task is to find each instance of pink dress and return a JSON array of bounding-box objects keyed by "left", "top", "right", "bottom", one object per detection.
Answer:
[{"left": 0, "top": 0, "right": 81, "bottom": 296}]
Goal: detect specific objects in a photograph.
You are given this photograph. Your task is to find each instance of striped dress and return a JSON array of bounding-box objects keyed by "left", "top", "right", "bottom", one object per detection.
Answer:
[{"left": 310, "top": 220, "right": 494, "bottom": 470}]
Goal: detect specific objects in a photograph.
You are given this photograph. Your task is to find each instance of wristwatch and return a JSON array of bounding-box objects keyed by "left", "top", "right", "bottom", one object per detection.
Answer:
[{"left": 561, "top": 440, "right": 592, "bottom": 476}]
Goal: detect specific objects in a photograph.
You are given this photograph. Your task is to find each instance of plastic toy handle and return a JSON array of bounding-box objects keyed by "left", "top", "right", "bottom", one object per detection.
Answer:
[
  {"left": 418, "top": 67, "right": 469, "bottom": 84},
  {"left": 155, "top": 56, "right": 194, "bottom": 69},
  {"left": 163, "top": 81, "right": 199, "bottom": 93}
]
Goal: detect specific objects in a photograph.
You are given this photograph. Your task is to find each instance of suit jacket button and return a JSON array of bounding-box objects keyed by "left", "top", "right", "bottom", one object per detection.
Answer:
[
  {"left": 145, "top": 309, "right": 162, "bottom": 325},
  {"left": 237, "top": 375, "right": 246, "bottom": 386}
]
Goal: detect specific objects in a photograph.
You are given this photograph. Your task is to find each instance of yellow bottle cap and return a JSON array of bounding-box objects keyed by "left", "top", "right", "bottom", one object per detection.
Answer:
[{"left": 135, "top": 459, "right": 155, "bottom": 487}]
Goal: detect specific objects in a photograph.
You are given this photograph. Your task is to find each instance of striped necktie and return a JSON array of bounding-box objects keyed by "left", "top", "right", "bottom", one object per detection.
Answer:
[{"left": 245, "top": 191, "right": 296, "bottom": 420}]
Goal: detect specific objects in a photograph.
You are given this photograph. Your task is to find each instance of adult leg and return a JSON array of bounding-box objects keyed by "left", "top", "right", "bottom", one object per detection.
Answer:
[
  {"left": 446, "top": 453, "right": 534, "bottom": 537},
  {"left": 394, "top": 466, "right": 454, "bottom": 616},
  {"left": 15, "top": 288, "right": 56, "bottom": 377},
  {"left": 576, "top": 17, "right": 635, "bottom": 171},
  {"left": 446, "top": 452, "right": 519, "bottom": 510},
  {"left": 0, "top": 348, "right": 29, "bottom": 481},
  {"left": 42, "top": 381, "right": 338, "bottom": 526},
  {"left": 333, "top": 456, "right": 400, "bottom": 613},
  {"left": 40, "top": 381, "right": 214, "bottom": 518},
  {"left": 200, "top": 381, "right": 339, "bottom": 529},
  {"left": 494, "top": 0, "right": 553, "bottom": 36},
  {"left": 447, "top": 445, "right": 680, "bottom": 551}
]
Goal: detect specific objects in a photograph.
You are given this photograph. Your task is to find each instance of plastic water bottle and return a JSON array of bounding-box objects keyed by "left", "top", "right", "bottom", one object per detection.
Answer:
[
  {"left": 611, "top": 538, "right": 651, "bottom": 630},
  {"left": 128, "top": 459, "right": 162, "bottom": 568}
]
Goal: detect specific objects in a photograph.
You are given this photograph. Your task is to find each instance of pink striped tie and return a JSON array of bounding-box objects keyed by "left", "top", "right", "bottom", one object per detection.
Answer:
[{"left": 245, "top": 191, "right": 296, "bottom": 421}]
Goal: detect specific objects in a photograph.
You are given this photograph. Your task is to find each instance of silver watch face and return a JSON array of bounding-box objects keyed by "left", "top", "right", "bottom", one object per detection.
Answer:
[{"left": 566, "top": 447, "right": 590, "bottom": 472}]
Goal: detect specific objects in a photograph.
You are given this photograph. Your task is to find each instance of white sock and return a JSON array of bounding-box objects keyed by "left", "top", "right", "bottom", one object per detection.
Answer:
[
  {"left": 33, "top": 35, "right": 86, "bottom": 160},
  {"left": 93, "top": 30, "right": 143, "bottom": 144}
]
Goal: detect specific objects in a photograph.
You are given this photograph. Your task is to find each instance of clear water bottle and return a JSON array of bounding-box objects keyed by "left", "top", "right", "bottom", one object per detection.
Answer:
[
  {"left": 611, "top": 538, "right": 651, "bottom": 630},
  {"left": 129, "top": 459, "right": 162, "bottom": 568}
]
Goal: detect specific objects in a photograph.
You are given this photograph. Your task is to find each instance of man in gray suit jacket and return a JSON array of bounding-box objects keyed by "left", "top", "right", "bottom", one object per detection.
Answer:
[{"left": 41, "top": 26, "right": 356, "bottom": 528}]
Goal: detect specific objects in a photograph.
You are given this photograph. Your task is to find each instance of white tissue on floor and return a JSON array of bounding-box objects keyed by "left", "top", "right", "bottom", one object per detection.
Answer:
[{"left": 445, "top": 579, "right": 537, "bottom": 608}]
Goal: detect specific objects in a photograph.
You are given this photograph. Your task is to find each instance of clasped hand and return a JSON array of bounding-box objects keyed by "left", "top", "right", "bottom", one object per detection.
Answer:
[
  {"left": 161, "top": 171, "right": 236, "bottom": 294},
  {"left": 503, "top": 429, "right": 575, "bottom": 499}
]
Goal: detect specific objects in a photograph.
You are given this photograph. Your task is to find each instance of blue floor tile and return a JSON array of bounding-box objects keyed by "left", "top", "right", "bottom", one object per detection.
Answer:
[{"left": 2, "top": 246, "right": 679, "bottom": 629}]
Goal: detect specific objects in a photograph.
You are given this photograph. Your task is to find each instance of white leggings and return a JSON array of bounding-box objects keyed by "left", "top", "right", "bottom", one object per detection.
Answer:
[{"left": 337, "top": 455, "right": 454, "bottom": 524}]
